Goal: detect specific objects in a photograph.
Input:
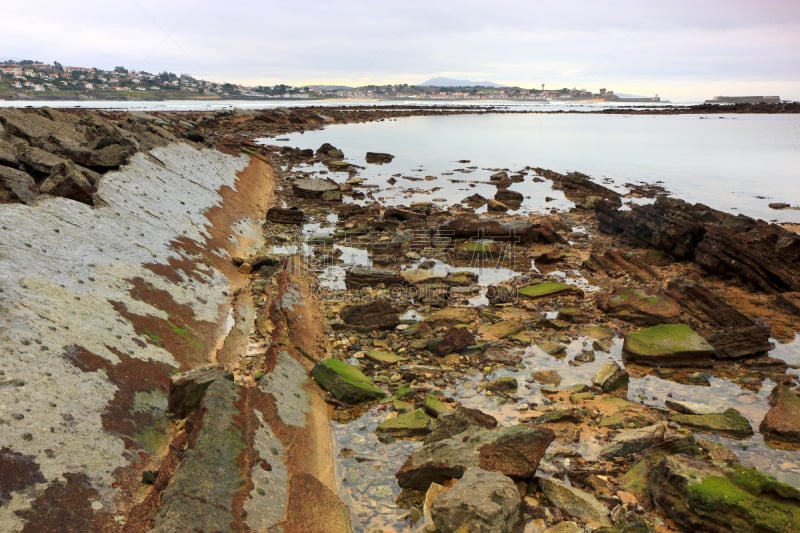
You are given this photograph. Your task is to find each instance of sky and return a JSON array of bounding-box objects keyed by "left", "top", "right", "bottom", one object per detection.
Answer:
[{"left": 2, "top": 0, "right": 800, "bottom": 101}]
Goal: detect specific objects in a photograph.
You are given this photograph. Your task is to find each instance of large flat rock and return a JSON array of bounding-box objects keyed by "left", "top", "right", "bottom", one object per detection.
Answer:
[{"left": 623, "top": 324, "right": 716, "bottom": 367}]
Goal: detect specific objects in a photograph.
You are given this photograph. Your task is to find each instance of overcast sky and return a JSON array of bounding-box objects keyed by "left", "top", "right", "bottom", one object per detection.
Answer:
[{"left": 3, "top": 0, "right": 799, "bottom": 100}]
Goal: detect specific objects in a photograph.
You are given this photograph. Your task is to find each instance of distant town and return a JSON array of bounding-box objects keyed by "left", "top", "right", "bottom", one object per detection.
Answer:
[{"left": 0, "top": 59, "right": 662, "bottom": 102}]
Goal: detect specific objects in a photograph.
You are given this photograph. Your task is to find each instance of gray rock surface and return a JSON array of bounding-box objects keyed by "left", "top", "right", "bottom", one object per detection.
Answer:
[
  {"left": 537, "top": 476, "right": 611, "bottom": 526},
  {"left": 431, "top": 467, "right": 522, "bottom": 533}
]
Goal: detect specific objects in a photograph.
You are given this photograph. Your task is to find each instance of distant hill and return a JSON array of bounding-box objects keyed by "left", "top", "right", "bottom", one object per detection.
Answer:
[{"left": 418, "top": 77, "right": 505, "bottom": 88}]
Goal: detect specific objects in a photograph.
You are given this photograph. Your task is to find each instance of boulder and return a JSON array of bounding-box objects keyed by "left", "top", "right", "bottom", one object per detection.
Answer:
[
  {"left": 518, "top": 281, "right": 581, "bottom": 299},
  {"left": 344, "top": 266, "right": 404, "bottom": 289},
  {"left": 669, "top": 408, "right": 754, "bottom": 438},
  {"left": 17, "top": 144, "right": 67, "bottom": 175},
  {"left": 39, "top": 160, "right": 96, "bottom": 206},
  {"left": 759, "top": 384, "right": 800, "bottom": 444},
  {"left": 340, "top": 299, "right": 400, "bottom": 332},
  {"left": 486, "top": 199, "right": 509, "bottom": 213},
  {"left": 266, "top": 207, "right": 305, "bottom": 225},
  {"left": 292, "top": 177, "right": 341, "bottom": 201},
  {"left": 428, "top": 327, "right": 475, "bottom": 356},
  {"left": 315, "top": 142, "right": 344, "bottom": 159},
  {"left": 622, "top": 324, "right": 716, "bottom": 367},
  {"left": 597, "top": 288, "right": 681, "bottom": 326},
  {"left": 0, "top": 138, "right": 19, "bottom": 166},
  {"left": 396, "top": 424, "right": 555, "bottom": 490},
  {"left": 365, "top": 152, "right": 394, "bottom": 164},
  {"left": 311, "top": 358, "right": 385, "bottom": 403},
  {"left": 425, "top": 407, "right": 498, "bottom": 444},
  {"left": 377, "top": 409, "right": 432, "bottom": 438},
  {"left": 0, "top": 165, "right": 38, "bottom": 204},
  {"left": 648, "top": 454, "right": 800, "bottom": 533},
  {"left": 537, "top": 476, "right": 611, "bottom": 526},
  {"left": 430, "top": 467, "right": 522, "bottom": 533},
  {"left": 591, "top": 362, "right": 629, "bottom": 393},
  {"left": 494, "top": 189, "right": 523, "bottom": 209},
  {"left": 599, "top": 422, "right": 669, "bottom": 459},
  {"left": 438, "top": 217, "right": 563, "bottom": 244}
]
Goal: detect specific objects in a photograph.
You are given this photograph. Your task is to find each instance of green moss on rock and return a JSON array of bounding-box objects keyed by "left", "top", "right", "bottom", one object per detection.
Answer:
[
  {"left": 670, "top": 408, "right": 754, "bottom": 438},
  {"left": 623, "top": 324, "right": 715, "bottom": 366},
  {"left": 518, "top": 281, "right": 577, "bottom": 299},
  {"left": 311, "top": 358, "right": 386, "bottom": 403},
  {"left": 377, "top": 408, "right": 432, "bottom": 437}
]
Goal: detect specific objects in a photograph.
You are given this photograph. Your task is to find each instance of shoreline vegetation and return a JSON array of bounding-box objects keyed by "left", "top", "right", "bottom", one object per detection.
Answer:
[{"left": 2, "top": 105, "right": 800, "bottom": 531}]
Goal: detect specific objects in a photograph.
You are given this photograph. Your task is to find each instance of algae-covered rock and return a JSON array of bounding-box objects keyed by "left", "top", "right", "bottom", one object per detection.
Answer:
[
  {"left": 423, "top": 393, "right": 453, "bottom": 417},
  {"left": 591, "top": 361, "right": 629, "bottom": 393},
  {"left": 598, "top": 287, "right": 681, "bottom": 326},
  {"left": 377, "top": 409, "right": 432, "bottom": 438},
  {"left": 365, "top": 350, "right": 408, "bottom": 364},
  {"left": 311, "top": 358, "right": 386, "bottom": 403},
  {"left": 518, "top": 281, "right": 581, "bottom": 299},
  {"left": 670, "top": 408, "right": 754, "bottom": 438},
  {"left": 649, "top": 454, "right": 800, "bottom": 533},
  {"left": 622, "top": 324, "right": 716, "bottom": 367}
]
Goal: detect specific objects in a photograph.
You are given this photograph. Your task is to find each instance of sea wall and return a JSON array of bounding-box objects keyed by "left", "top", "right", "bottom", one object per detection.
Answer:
[{"left": 0, "top": 142, "right": 270, "bottom": 530}]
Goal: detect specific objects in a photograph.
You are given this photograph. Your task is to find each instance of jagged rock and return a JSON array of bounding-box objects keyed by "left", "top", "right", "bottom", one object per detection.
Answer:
[
  {"left": 486, "top": 199, "right": 509, "bottom": 213},
  {"left": 316, "top": 142, "right": 343, "bottom": 159},
  {"left": 430, "top": 467, "right": 522, "bottom": 533},
  {"left": 591, "top": 362, "right": 629, "bottom": 393},
  {"left": 670, "top": 408, "right": 754, "bottom": 438},
  {"left": 494, "top": 189, "right": 523, "bottom": 209},
  {"left": 534, "top": 168, "right": 622, "bottom": 207},
  {"left": 462, "top": 193, "right": 488, "bottom": 209},
  {"left": 438, "top": 216, "right": 564, "bottom": 244},
  {"left": 537, "top": 476, "right": 611, "bottom": 526},
  {"left": 648, "top": 454, "right": 800, "bottom": 532},
  {"left": 760, "top": 384, "right": 800, "bottom": 444},
  {"left": 777, "top": 292, "right": 800, "bottom": 315},
  {"left": 39, "top": 160, "right": 96, "bottom": 205},
  {"left": 597, "top": 288, "right": 681, "bottom": 326},
  {"left": 423, "top": 394, "right": 453, "bottom": 417},
  {"left": 664, "top": 400, "right": 720, "bottom": 415},
  {"left": 599, "top": 422, "right": 669, "bottom": 459},
  {"left": 428, "top": 327, "right": 475, "bottom": 356},
  {"left": 311, "top": 358, "right": 385, "bottom": 403},
  {"left": 0, "top": 138, "right": 19, "bottom": 166},
  {"left": 17, "top": 144, "right": 67, "bottom": 175},
  {"left": 622, "top": 324, "right": 716, "bottom": 367},
  {"left": 597, "top": 196, "right": 800, "bottom": 293},
  {"left": 292, "top": 177, "right": 341, "bottom": 200},
  {"left": 340, "top": 299, "right": 400, "bottom": 332},
  {"left": 266, "top": 207, "right": 305, "bottom": 225},
  {"left": 377, "top": 409, "right": 432, "bottom": 437},
  {"left": 397, "top": 424, "right": 555, "bottom": 490},
  {"left": 0, "top": 165, "right": 38, "bottom": 204},
  {"left": 345, "top": 266, "right": 405, "bottom": 289},
  {"left": 384, "top": 206, "right": 426, "bottom": 223},
  {"left": 425, "top": 407, "right": 498, "bottom": 444},
  {"left": 365, "top": 151, "right": 394, "bottom": 164},
  {"left": 486, "top": 377, "right": 518, "bottom": 393},
  {"left": 168, "top": 365, "right": 232, "bottom": 419}
]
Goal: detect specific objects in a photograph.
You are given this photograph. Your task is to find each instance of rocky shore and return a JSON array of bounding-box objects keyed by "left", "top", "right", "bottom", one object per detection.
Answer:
[{"left": 1, "top": 106, "right": 800, "bottom": 532}]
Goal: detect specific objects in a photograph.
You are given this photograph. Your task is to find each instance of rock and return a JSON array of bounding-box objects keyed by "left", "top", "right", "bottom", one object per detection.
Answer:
[
  {"left": 532, "top": 370, "right": 562, "bottom": 386},
  {"left": 345, "top": 266, "right": 405, "bottom": 289},
  {"left": 777, "top": 292, "right": 800, "bottom": 315},
  {"left": 39, "top": 161, "right": 96, "bottom": 205},
  {"left": 535, "top": 168, "right": 622, "bottom": 207},
  {"left": 17, "top": 144, "right": 68, "bottom": 175},
  {"left": 597, "top": 288, "right": 681, "bottom": 326},
  {"left": 444, "top": 271, "right": 479, "bottom": 286},
  {"left": 401, "top": 269, "right": 444, "bottom": 284},
  {"left": 292, "top": 177, "right": 341, "bottom": 200},
  {"left": 487, "top": 284, "right": 516, "bottom": 305},
  {"left": 266, "top": 207, "right": 305, "bottom": 225},
  {"left": 622, "top": 324, "right": 716, "bottom": 367},
  {"left": 494, "top": 189, "right": 523, "bottom": 209},
  {"left": 591, "top": 362, "right": 629, "bottom": 393},
  {"left": 423, "top": 394, "right": 453, "bottom": 417},
  {"left": 311, "top": 358, "right": 385, "bottom": 403},
  {"left": 365, "top": 350, "right": 408, "bottom": 364},
  {"left": 340, "top": 299, "right": 400, "bottom": 332},
  {"left": 669, "top": 408, "right": 754, "bottom": 438},
  {"left": 397, "top": 424, "right": 555, "bottom": 490},
  {"left": 462, "top": 193, "right": 488, "bottom": 209},
  {"left": 599, "top": 422, "right": 669, "bottom": 459},
  {"left": 456, "top": 239, "right": 502, "bottom": 258},
  {"left": 429, "top": 327, "right": 475, "bottom": 356},
  {"left": 365, "top": 152, "right": 394, "bottom": 164},
  {"left": 769, "top": 202, "right": 791, "bottom": 210},
  {"left": 486, "top": 377, "right": 518, "bottom": 394},
  {"left": 0, "top": 165, "right": 38, "bottom": 204},
  {"left": 537, "top": 476, "right": 611, "bottom": 526},
  {"left": 518, "top": 281, "right": 581, "bottom": 299},
  {"left": 664, "top": 400, "right": 721, "bottom": 415},
  {"left": 760, "top": 384, "right": 800, "bottom": 444},
  {"left": 486, "top": 199, "right": 509, "bottom": 213},
  {"left": 377, "top": 409, "right": 432, "bottom": 438},
  {"left": 431, "top": 467, "right": 522, "bottom": 533},
  {"left": 0, "top": 138, "right": 19, "bottom": 166},
  {"left": 439, "top": 216, "right": 563, "bottom": 245},
  {"left": 429, "top": 307, "right": 479, "bottom": 327},
  {"left": 384, "top": 206, "right": 426, "bottom": 223},
  {"left": 597, "top": 196, "right": 800, "bottom": 293},
  {"left": 648, "top": 454, "right": 800, "bottom": 533},
  {"left": 425, "top": 407, "right": 498, "bottom": 444},
  {"left": 316, "top": 142, "right": 344, "bottom": 159},
  {"left": 168, "top": 365, "right": 232, "bottom": 419}
]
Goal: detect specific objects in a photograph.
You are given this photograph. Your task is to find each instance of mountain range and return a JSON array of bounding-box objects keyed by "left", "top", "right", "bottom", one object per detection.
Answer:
[{"left": 418, "top": 77, "right": 506, "bottom": 88}]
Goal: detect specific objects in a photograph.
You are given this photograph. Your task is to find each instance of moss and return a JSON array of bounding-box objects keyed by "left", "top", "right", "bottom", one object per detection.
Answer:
[
  {"left": 365, "top": 350, "right": 408, "bottom": 364},
  {"left": 377, "top": 409, "right": 431, "bottom": 436},
  {"left": 311, "top": 358, "right": 385, "bottom": 403},
  {"left": 624, "top": 324, "right": 714, "bottom": 357},
  {"left": 518, "top": 281, "right": 575, "bottom": 298},
  {"left": 143, "top": 329, "right": 162, "bottom": 346},
  {"left": 423, "top": 393, "right": 452, "bottom": 417},
  {"left": 670, "top": 408, "right": 754, "bottom": 438},
  {"left": 686, "top": 474, "right": 800, "bottom": 532},
  {"left": 459, "top": 240, "right": 498, "bottom": 253}
]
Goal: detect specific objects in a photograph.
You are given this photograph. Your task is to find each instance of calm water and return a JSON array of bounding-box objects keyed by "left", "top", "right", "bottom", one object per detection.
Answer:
[{"left": 269, "top": 112, "right": 800, "bottom": 223}]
